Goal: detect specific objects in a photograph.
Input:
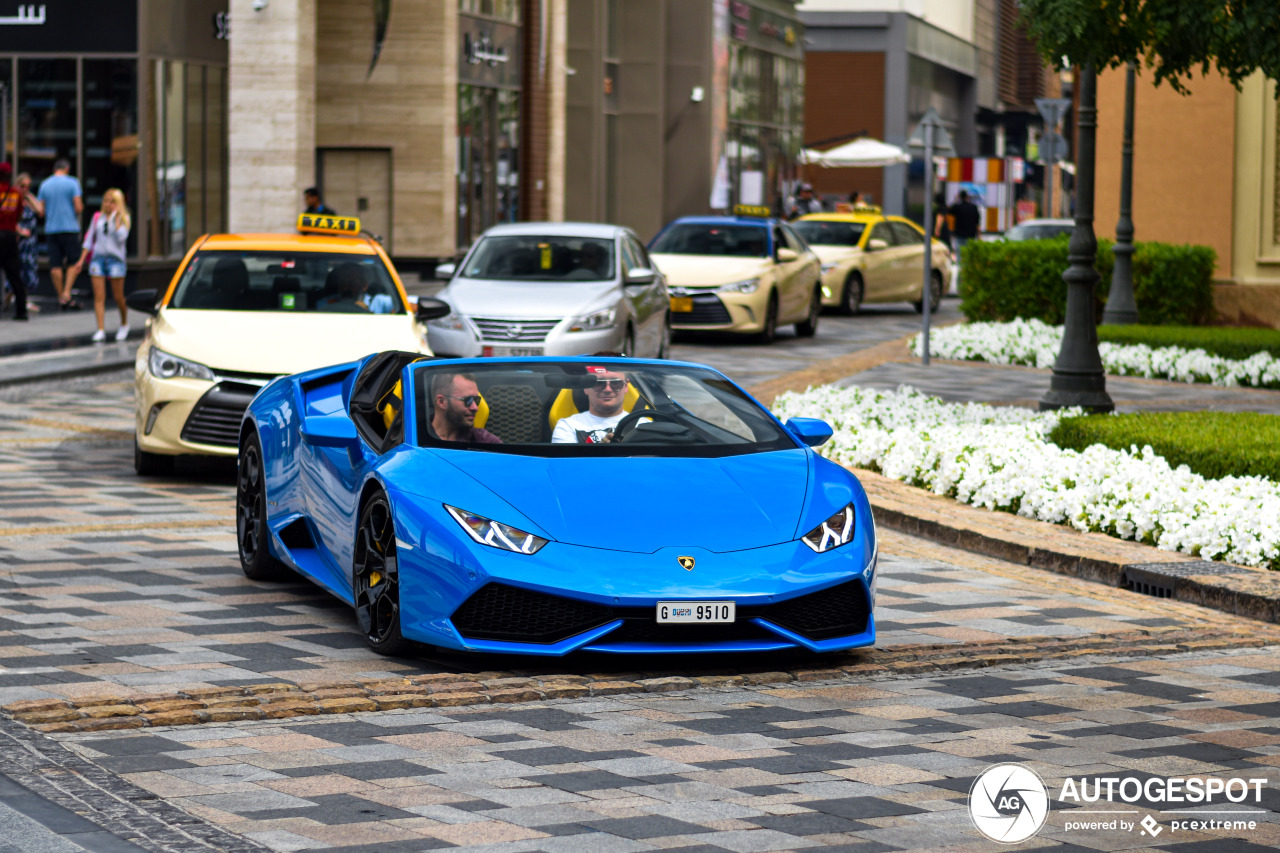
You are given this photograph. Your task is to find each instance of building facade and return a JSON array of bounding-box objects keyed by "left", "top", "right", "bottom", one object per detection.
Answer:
[
  {"left": 0, "top": 0, "right": 229, "bottom": 285},
  {"left": 228, "top": 0, "right": 567, "bottom": 262},
  {"left": 564, "top": 0, "right": 804, "bottom": 242}
]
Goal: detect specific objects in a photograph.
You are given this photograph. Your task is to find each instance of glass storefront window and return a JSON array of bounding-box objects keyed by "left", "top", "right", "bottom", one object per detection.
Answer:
[
  {"left": 0, "top": 59, "right": 12, "bottom": 164},
  {"left": 458, "top": 0, "right": 520, "bottom": 22},
  {"left": 82, "top": 58, "right": 138, "bottom": 257},
  {"left": 457, "top": 84, "right": 519, "bottom": 251},
  {"left": 17, "top": 58, "right": 76, "bottom": 186},
  {"left": 185, "top": 64, "right": 205, "bottom": 245},
  {"left": 206, "top": 66, "right": 226, "bottom": 236}
]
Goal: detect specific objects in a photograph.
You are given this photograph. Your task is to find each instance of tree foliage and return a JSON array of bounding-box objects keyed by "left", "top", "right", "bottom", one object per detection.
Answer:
[{"left": 1019, "top": 0, "right": 1280, "bottom": 91}]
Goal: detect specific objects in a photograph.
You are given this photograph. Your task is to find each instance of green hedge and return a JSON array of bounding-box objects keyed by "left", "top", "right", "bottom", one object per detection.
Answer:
[
  {"left": 959, "top": 236, "right": 1216, "bottom": 326},
  {"left": 1098, "top": 324, "right": 1280, "bottom": 360},
  {"left": 1049, "top": 411, "right": 1280, "bottom": 482}
]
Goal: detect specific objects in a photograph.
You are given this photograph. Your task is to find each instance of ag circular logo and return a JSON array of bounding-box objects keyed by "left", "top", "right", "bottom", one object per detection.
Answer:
[{"left": 968, "top": 763, "right": 1050, "bottom": 843}]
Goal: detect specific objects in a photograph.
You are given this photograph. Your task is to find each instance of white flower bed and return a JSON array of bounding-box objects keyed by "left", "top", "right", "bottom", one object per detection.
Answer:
[
  {"left": 772, "top": 384, "right": 1280, "bottom": 570},
  {"left": 913, "top": 318, "right": 1280, "bottom": 389}
]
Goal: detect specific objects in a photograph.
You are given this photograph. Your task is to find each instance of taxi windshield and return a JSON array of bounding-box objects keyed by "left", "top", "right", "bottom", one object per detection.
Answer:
[
  {"left": 415, "top": 361, "right": 793, "bottom": 457},
  {"left": 649, "top": 224, "right": 768, "bottom": 257},
  {"left": 169, "top": 251, "right": 405, "bottom": 314},
  {"left": 462, "top": 236, "right": 616, "bottom": 282},
  {"left": 792, "top": 221, "right": 866, "bottom": 246}
]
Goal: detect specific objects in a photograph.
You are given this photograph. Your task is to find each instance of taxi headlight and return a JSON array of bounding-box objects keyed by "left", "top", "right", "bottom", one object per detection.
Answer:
[
  {"left": 820, "top": 262, "right": 838, "bottom": 274},
  {"left": 715, "top": 278, "right": 759, "bottom": 294},
  {"left": 445, "top": 505, "right": 548, "bottom": 555},
  {"left": 568, "top": 307, "right": 616, "bottom": 332},
  {"left": 427, "top": 311, "right": 470, "bottom": 332},
  {"left": 148, "top": 348, "right": 214, "bottom": 382},
  {"left": 800, "top": 503, "right": 856, "bottom": 553}
]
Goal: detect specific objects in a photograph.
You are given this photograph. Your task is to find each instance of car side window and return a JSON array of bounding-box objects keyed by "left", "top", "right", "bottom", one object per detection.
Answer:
[
  {"left": 780, "top": 223, "right": 809, "bottom": 253},
  {"left": 772, "top": 226, "right": 786, "bottom": 255},
  {"left": 626, "top": 235, "right": 652, "bottom": 270},
  {"left": 621, "top": 237, "right": 641, "bottom": 273},
  {"left": 891, "top": 222, "right": 924, "bottom": 246},
  {"left": 869, "top": 222, "right": 897, "bottom": 246}
]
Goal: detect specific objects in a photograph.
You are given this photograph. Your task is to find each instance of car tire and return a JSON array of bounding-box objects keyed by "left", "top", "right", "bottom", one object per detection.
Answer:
[
  {"left": 841, "top": 272, "right": 864, "bottom": 316},
  {"left": 913, "top": 271, "right": 944, "bottom": 314},
  {"left": 756, "top": 291, "right": 779, "bottom": 344},
  {"left": 657, "top": 313, "right": 671, "bottom": 359},
  {"left": 795, "top": 287, "right": 821, "bottom": 338},
  {"left": 237, "top": 430, "right": 289, "bottom": 581},
  {"left": 134, "top": 437, "right": 174, "bottom": 477},
  {"left": 353, "top": 489, "right": 412, "bottom": 656}
]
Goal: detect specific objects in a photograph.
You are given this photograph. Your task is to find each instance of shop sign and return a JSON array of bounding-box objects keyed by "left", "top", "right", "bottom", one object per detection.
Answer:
[
  {"left": 0, "top": 1, "right": 137, "bottom": 52},
  {"left": 213, "top": 11, "right": 229, "bottom": 40},
  {"left": 458, "top": 14, "right": 521, "bottom": 89},
  {"left": 730, "top": 1, "right": 750, "bottom": 20}
]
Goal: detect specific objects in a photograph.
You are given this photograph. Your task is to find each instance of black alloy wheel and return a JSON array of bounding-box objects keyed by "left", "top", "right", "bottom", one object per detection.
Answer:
[
  {"left": 134, "top": 436, "right": 174, "bottom": 476},
  {"left": 237, "top": 431, "right": 288, "bottom": 580},
  {"left": 914, "top": 271, "right": 944, "bottom": 314},
  {"left": 795, "top": 286, "right": 821, "bottom": 337},
  {"left": 756, "top": 291, "right": 779, "bottom": 344},
  {"left": 353, "top": 491, "right": 411, "bottom": 655},
  {"left": 841, "top": 272, "right": 864, "bottom": 315}
]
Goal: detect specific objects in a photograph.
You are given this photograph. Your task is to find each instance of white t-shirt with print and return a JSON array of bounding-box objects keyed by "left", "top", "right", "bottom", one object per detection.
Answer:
[{"left": 552, "top": 410, "right": 628, "bottom": 444}]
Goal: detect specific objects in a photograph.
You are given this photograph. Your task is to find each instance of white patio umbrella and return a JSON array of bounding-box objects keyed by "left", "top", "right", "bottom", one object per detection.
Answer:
[{"left": 800, "top": 137, "right": 911, "bottom": 167}]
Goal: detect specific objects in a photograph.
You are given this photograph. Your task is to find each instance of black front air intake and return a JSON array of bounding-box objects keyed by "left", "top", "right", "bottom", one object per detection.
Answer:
[
  {"left": 450, "top": 583, "right": 614, "bottom": 644},
  {"left": 763, "top": 579, "right": 871, "bottom": 640},
  {"left": 180, "top": 383, "right": 259, "bottom": 447}
]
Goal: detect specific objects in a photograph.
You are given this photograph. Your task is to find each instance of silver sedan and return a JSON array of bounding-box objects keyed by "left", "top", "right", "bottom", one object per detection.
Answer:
[{"left": 426, "top": 222, "right": 670, "bottom": 358}]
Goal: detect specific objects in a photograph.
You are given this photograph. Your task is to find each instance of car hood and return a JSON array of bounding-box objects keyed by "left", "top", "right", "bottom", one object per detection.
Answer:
[
  {"left": 428, "top": 449, "right": 811, "bottom": 554},
  {"left": 648, "top": 254, "right": 773, "bottom": 287},
  {"left": 809, "top": 245, "right": 863, "bottom": 264},
  {"left": 443, "top": 279, "right": 618, "bottom": 318},
  {"left": 152, "top": 309, "right": 428, "bottom": 375}
]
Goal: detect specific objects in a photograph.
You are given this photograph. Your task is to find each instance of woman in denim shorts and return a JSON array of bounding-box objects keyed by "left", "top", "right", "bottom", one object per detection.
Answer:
[{"left": 78, "top": 188, "right": 132, "bottom": 342}]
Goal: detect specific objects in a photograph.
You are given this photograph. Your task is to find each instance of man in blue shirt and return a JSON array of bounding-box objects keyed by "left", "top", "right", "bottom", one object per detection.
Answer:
[{"left": 37, "top": 159, "right": 84, "bottom": 310}]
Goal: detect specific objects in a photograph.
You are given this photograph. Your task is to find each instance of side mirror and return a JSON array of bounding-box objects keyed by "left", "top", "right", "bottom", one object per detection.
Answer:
[
  {"left": 625, "top": 267, "right": 656, "bottom": 285},
  {"left": 415, "top": 297, "right": 452, "bottom": 322},
  {"left": 866, "top": 238, "right": 889, "bottom": 252},
  {"left": 785, "top": 417, "right": 833, "bottom": 448},
  {"left": 776, "top": 247, "right": 799, "bottom": 263},
  {"left": 435, "top": 262, "right": 457, "bottom": 280},
  {"left": 301, "top": 415, "right": 360, "bottom": 449},
  {"left": 125, "top": 289, "right": 159, "bottom": 316}
]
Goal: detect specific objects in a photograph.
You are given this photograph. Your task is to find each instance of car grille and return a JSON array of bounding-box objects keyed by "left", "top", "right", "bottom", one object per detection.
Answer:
[
  {"left": 471, "top": 317, "right": 560, "bottom": 343},
  {"left": 670, "top": 292, "right": 732, "bottom": 326},
  {"left": 179, "top": 381, "right": 262, "bottom": 448},
  {"left": 450, "top": 579, "right": 871, "bottom": 647},
  {"left": 764, "top": 579, "right": 871, "bottom": 640},
  {"left": 451, "top": 583, "right": 614, "bottom": 644}
]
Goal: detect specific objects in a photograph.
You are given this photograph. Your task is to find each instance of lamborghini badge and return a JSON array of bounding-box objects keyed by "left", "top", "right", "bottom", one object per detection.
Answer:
[{"left": 677, "top": 556, "right": 695, "bottom": 570}]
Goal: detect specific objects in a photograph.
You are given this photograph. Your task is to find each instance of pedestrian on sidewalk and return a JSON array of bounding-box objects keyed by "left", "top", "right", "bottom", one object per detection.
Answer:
[
  {"left": 78, "top": 188, "right": 131, "bottom": 342},
  {"left": 0, "top": 163, "right": 30, "bottom": 321},
  {"left": 6, "top": 172, "right": 43, "bottom": 315},
  {"left": 37, "top": 158, "right": 84, "bottom": 311},
  {"left": 949, "top": 190, "right": 980, "bottom": 288},
  {"left": 304, "top": 187, "right": 336, "bottom": 215}
]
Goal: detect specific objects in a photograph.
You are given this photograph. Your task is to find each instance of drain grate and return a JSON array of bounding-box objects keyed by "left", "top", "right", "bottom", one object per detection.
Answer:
[{"left": 1121, "top": 566, "right": 1176, "bottom": 598}]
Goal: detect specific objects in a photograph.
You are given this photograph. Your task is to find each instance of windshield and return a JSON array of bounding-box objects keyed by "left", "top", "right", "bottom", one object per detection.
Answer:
[
  {"left": 169, "top": 251, "right": 405, "bottom": 313},
  {"left": 462, "top": 235, "right": 616, "bottom": 282},
  {"left": 792, "top": 220, "right": 866, "bottom": 247},
  {"left": 1005, "top": 224, "right": 1072, "bottom": 241},
  {"left": 415, "top": 361, "right": 794, "bottom": 457},
  {"left": 649, "top": 224, "right": 768, "bottom": 257}
]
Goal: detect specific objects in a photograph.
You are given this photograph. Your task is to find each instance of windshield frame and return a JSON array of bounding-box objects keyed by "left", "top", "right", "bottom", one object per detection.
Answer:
[{"left": 409, "top": 358, "right": 799, "bottom": 458}]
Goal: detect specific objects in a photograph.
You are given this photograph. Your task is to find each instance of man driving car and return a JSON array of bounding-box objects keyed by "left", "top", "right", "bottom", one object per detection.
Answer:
[
  {"left": 431, "top": 372, "right": 502, "bottom": 443},
  {"left": 552, "top": 365, "right": 632, "bottom": 444}
]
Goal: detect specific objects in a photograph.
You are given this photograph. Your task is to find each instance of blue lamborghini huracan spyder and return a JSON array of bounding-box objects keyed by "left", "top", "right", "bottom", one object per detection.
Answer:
[{"left": 236, "top": 352, "right": 877, "bottom": 656}]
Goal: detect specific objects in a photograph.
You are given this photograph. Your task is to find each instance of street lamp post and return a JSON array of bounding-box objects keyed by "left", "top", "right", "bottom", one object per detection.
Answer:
[
  {"left": 1039, "top": 63, "right": 1115, "bottom": 413},
  {"left": 1102, "top": 62, "right": 1140, "bottom": 325}
]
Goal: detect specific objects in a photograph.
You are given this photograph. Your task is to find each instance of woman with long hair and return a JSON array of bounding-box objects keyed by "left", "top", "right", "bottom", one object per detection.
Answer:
[
  {"left": 3, "top": 172, "right": 42, "bottom": 314},
  {"left": 77, "top": 188, "right": 131, "bottom": 342}
]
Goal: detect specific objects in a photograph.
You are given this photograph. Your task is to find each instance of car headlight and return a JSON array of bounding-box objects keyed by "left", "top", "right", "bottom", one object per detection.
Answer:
[
  {"left": 568, "top": 307, "right": 616, "bottom": 332},
  {"left": 148, "top": 348, "right": 215, "bottom": 381},
  {"left": 427, "top": 311, "right": 469, "bottom": 332},
  {"left": 800, "top": 503, "right": 856, "bottom": 553},
  {"left": 820, "top": 263, "right": 838, "bottom": 274},
  {"left": 715, "top": 278, "right": 759, "bottom": 294},
  {"left": 445, "top": 505, "right": 548, "bottom": 555}
]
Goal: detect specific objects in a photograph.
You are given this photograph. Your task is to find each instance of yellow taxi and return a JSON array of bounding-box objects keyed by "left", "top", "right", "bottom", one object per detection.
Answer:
[
  {"left": 647, "top": 206, "right": 823, "bottom": 342},
  {"left": 126, "top": 214, "right": 449, "bottom": 475},
  {"left": 792, "top": 210, "right": 952, "bottom": 314}
]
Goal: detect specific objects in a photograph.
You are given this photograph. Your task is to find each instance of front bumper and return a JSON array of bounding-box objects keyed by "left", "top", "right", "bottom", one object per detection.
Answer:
[
  {"left": 668, "top": 288, "right": 767, "bottom": 333},
  {"left": 135, "top": 350, "right": 271, "bottom": 458},
  {"left": 820, "top": 267, "right": 849, "bottom": 307}
]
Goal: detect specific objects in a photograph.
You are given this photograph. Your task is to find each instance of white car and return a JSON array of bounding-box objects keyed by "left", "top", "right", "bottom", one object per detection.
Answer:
[{"left": 426, "top": 223, "right": 670, "bottom": 358}]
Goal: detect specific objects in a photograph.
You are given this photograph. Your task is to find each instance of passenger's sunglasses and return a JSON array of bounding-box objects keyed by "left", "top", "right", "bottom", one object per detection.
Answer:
[
  {"left": 443, "top": 394, "right": 482, "bottom": 407},
  {"left": 592, "top": 378, "right": 627, "bottom": 391}
]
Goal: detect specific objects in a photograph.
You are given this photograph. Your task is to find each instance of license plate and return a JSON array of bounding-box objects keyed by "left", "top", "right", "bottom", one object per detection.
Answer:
[
  {"left": 670, "top": 296, "right": 694, "bottom": 313},
  {"left": 656, "top": 601, "right": 735, "bottom": 623},
  {"left": 483, "top": 345, "right": 543, "bottom": 357}
]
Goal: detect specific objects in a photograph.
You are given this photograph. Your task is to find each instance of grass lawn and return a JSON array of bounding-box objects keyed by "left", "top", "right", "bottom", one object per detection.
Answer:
[
  {"left": 1049, "top": 411, "right": 1280, "bottom": 482},
  {"left": 1098, "top": 324, "right": 1280, "bottom": 360}
]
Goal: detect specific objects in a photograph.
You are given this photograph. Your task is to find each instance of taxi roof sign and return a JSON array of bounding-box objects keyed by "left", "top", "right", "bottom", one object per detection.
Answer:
[
  {"left": 733, "top": 204, "right": 772, "bottom": 218},
  {"left": 297, "top": 213, "right": 362, "bottom": 236}
]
